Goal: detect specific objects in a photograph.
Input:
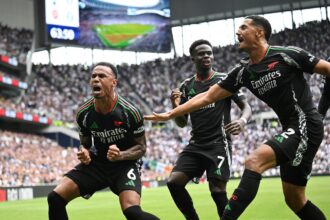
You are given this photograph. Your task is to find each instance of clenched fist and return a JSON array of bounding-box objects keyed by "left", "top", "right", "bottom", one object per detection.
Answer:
[
  {"left": 77, "top": 146, "right": 91, "bottom": 165},
  {"left": 107, "top": 144, "right": 123, "bottom": 161}
]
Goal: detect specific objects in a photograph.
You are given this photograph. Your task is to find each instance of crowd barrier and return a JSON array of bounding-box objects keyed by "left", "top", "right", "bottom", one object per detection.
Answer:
[{"left": 0, "top": 180, "right": 167, "bottom": 202}]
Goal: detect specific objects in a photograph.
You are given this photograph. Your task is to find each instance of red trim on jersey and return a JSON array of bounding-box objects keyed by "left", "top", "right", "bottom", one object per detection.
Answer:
[
  {"left": 118, "top": 97, "right": 142, "bottom": 122},
  {"left": 251, "top": 46, "right": 269, "bottom": 64},
  {"left": 77, "top": 98, "right": 94, "bottom": 112},
  {"left": 195, "top": 70, "right": 215, "bottom": 82},
  {"left": 95, "top": 94, "right": 118, "bottom": 113}
]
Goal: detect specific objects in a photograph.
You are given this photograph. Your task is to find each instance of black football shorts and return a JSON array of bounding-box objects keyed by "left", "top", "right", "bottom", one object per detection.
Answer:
[
  {"left": 65, "top": 161, "right": 142, "bottom": 199},
  {"left": 172, "top": 144, "right": 232, "bottom": 182},
  {"left": 265, "top": 111, "right": 324, "bottom": 186}
]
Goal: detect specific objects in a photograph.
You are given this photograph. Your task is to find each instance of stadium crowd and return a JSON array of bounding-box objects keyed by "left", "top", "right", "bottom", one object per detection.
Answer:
[
  {"left": 0, "top": 22, "right": 32, "bottom": 65},
  {"left": 0, "top": 130, "right": 77, "bottom": 186},
  {"left": 0, "top": 20, "right": 329, "bottom": 186}
]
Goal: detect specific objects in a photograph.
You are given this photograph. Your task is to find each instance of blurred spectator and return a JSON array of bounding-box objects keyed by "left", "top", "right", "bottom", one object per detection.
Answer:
[
  {"left": 0, "top": 22, "right": 33, "bottom": 65},
  {"left": 0, "top": 130, "right": 77, "bottom": 186}
]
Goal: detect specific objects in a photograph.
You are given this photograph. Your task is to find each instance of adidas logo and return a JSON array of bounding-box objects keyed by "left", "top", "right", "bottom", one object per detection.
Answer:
[
  {"left": 214, "top": 169, "right": 221, "bottom": 176},
  {"left": 275, "top": 135, "right": 284, "bottom": 143},
  {"left": 188, "top": 88, "right": 196, "bottom": 96},
  {"left": 225, "top": 204, "right": 231, "bottom": 211},
  {"left": 125, "top": 180, "right": 135, "bottom": 187},
  {"left": 90, "top": 122, "right": 99, "bottom": 129}
]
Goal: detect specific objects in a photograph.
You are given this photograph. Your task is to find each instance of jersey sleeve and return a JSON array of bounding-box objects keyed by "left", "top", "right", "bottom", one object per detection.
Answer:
[
  {"left": 130, "top": 107, "right": 145, "bottom": 138},
  {"left": 284, "top": 46, "right": 320, "bottom": 74},
  {"left": 76, "top": 111, "right": 91, "bottom": 137},
  {"left": 218, "top": 65, "right": 244, "bottom": 94}
]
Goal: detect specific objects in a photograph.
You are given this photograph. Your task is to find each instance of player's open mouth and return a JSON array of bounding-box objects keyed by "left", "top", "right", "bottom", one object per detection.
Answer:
[
  {"left": 237, "top": 36, "right": 244, "bottom": 43},
  {"left": 202, "top": 59, "right": 211, "bottom": 65},
  {"left": 93, "top": 86, "right": 101, "bottom": 92}
]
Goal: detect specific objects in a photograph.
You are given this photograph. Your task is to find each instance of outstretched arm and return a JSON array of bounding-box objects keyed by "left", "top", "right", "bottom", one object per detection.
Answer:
[
  {"left": 314, "top": 59, "right": 330, "bottom": 77},
  {"left": 144, "top": 84, "right": 232, "bottom": 121}
]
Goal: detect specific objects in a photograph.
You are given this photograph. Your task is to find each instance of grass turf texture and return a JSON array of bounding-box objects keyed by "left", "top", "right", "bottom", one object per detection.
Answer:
[
  {"left": 94, "top": 24, "right": 155, "bottom": 48},
  {"left": 0, "top": 176, "right": 329, "bottom": 220}
]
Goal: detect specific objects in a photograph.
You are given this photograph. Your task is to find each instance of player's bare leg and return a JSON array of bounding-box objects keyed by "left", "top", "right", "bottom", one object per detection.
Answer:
[
  {"left": 209, "top": 179, "right": 228, "bottom": 219},
  {"left": 120, "top": 190, "right": 160, "bottom": 220},
  {"left": 282, "top": 181, "right": 326, "bottom": 220}
]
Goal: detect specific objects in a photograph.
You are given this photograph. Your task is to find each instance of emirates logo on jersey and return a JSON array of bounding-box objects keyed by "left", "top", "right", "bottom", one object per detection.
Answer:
[
  {"left": 91, "top": 128, "right": 127, "bottom": 144},
  {"left": 114, "top": 120, "right": 123, "bottom": 126},
  {"left": 267, "top": 61, "right": 279, "bottom": 70}
]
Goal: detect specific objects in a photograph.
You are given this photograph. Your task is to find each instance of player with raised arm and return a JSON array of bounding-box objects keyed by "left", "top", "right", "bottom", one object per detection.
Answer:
[
  {"left": 47, "top": 62, "right": 160, "bottom": 220},
  {"left": 145, "top": 15, "right": 329, "bottom": 220},
  {"left": 167, "top": 39, "right": 252, "bottom": 220}
]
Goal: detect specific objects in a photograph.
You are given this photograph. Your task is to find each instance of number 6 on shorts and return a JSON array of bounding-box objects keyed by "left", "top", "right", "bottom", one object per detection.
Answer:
[{"left": 127, "top": 168, "right": 136, "bottom": 180}]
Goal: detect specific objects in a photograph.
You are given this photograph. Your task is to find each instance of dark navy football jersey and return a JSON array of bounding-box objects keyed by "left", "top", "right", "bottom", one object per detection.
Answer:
[
  {"left": 76, "top": 95, "right": 144, "bottom": 164},
  {"left": 219, "top": 46, "right": 320, "bottom": 127},
  {"left": 179, "top": 71, "right": 246, "bottom": 146}
]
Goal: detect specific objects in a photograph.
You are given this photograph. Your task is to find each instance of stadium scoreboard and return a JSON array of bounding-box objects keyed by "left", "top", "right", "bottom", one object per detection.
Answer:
[
  {"left": 40, "top": 0, "right": 172, "bottom": 53},
  {"left": 45, "top": 0, "right": 80, "bottom": 41}
]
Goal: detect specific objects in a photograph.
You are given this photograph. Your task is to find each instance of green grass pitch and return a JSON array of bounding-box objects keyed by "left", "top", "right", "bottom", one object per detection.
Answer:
[
  {"left": 94, "top": 23, "right": 155, "bottom": 48},
  {"left": 0, "top": 176, "right": 329, "bottom": 219}
]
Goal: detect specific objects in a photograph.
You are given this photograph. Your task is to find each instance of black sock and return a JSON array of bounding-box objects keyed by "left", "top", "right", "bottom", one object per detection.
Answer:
[
  {"left": 123, "top": 205, "right": 160, "bottom": 220},
  {"left": 296, "top": 200, "right": 326, "bottom": 220},
  {"left": 221, "top": 169, "right": 262, "bottom": 220},
  {"left": 47, "top": 191, "right": 68, "bottom": 220},
  {"left": 167, "top": 182, "right": 199, "bottom": 220},
  {"left": 211, "top": 191, "right": 228, "bottom": 218}
]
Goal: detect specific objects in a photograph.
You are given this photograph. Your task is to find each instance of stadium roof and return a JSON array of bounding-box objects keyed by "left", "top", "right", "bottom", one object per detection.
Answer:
[{"left": 170, "top": 0, "right": 329, "bottom": 25}]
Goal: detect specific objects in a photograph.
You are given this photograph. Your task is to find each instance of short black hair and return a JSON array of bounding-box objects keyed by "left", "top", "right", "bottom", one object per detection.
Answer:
[
  {"left": 189, "top": 39, "right": 212, "bottom": 56},
  {"left": 245, "top": 15, "right": 272, "bottom": 41},
  {"left": 93, "top": 62, "right": 118, "bottom": 79}
]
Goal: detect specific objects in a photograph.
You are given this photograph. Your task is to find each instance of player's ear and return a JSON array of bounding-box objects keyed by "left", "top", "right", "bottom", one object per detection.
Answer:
[
  {"left": 256, "top": 28, "right": 263, "bottom": 38},
  {"left": 112, "top": 79, "right": 118, "bottom": 87}
]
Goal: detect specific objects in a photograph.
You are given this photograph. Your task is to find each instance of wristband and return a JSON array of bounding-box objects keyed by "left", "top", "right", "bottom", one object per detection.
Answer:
[{"left": 240, "top": 117, "right": 247, "bottom": 124}]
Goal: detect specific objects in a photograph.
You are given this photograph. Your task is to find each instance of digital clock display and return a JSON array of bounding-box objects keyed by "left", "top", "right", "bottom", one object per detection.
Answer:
[{"left": 47, "top": 25, "right": 79, "bottom": 41}]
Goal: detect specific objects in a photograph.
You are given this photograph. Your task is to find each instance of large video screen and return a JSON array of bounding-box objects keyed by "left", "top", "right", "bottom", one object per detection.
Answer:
[{"left": 45, "top": 0, "right": 172, "bottom": 53}]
